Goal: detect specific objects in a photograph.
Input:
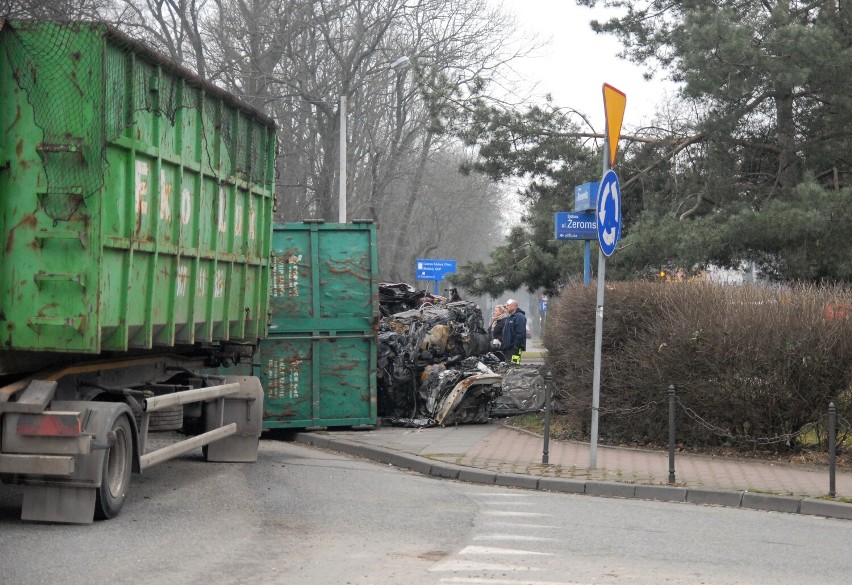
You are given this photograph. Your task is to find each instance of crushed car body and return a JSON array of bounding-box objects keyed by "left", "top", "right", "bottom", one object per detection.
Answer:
[{"left": 376, "top": 283, "right": 543, "bottom": 427}]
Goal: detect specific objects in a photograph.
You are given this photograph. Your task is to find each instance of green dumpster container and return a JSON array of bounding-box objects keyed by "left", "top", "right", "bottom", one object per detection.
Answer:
[
  {"left": 260, "top": 333, "right": 377, "bottom": 428},
  {"left": 0, "top": 20, "right": 275, "bottom": 355},
  {"left": 262, "top": 221, "right": 378, "bottom": 429},
  {"left": 269, "top": 221, "right": 378, "bottom": 334}
]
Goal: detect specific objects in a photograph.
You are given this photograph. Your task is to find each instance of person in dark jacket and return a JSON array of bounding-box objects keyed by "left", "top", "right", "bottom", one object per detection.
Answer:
[
  {"left": 489, "top": 305, "right": 508, "bottom": 361},
  {"left": 501, "top": 299, "right": 527, "bottom": 363}
]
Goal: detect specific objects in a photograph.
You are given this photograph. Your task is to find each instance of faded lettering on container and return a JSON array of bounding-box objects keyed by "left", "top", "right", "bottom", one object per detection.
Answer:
[
  {"left": 135, "top": 160, "right": 150, "bottom": 216},
  {"left": 181, "top": 187, "right": 192, "bottom": 225},
  {"left": 248, "top": 199, "right": 256, "bottom": 241},
  {"left": 234, "top": 199, "right": 243, "bottom": 237},
  {"left": 159, "top": 169, "right": 172, "bottom": 223},
  {"left": 267, "top": 357, "right": 300, "bottom": 400},
  {"left": 214, "top": 269, "right": 225, "bottom": 298},
  {"left": 217, "top": 187, "right": 227, "bottom": 233},
  {"left": 197, "top": 266, "right": 208, "bottom": 297},
  {"left": 271, "top": 254, "right": 302, "bottom": 298},
  {"left": 176, "top": 264, "right": 189, "bottom": 297}
]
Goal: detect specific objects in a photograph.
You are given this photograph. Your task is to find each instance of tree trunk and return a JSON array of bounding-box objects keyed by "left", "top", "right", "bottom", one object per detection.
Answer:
[
  {"left": 389, "top": 129, "right": 433, "bottom": 281},
  {"left": 774, "top": 89, "right": 799, "bottom": 195}
]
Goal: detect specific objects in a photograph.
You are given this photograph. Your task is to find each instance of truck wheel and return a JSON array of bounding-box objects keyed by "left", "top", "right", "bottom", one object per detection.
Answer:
[{"left": 95, "top": 414, "right": 133, "bottom": 520}]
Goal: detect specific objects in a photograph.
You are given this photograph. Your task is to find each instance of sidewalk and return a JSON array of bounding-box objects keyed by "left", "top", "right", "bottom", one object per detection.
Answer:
[{"left": 294, "top": 421, "right": 852, "bottom": 522}]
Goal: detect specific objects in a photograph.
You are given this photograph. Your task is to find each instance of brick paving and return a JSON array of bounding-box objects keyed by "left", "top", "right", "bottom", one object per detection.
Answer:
[
  {"left": 327, "top": 422, "right": 852, "bottom": 499},
  {"left": 438, "top": 424, "right": 852, "bottom": 498}
]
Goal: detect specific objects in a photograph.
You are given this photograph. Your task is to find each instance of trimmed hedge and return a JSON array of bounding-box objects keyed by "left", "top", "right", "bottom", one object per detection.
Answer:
[{"left": 543, "top": 281, "right": 852, "bottom": 452}]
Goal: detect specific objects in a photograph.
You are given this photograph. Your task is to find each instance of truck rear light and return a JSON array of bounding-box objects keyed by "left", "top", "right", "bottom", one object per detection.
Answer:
[{"left": 16, "top": 411, "right": 83, "bottom": 437}]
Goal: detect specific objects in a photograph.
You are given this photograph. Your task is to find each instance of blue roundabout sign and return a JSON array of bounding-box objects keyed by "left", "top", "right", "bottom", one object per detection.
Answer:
[{"left": 595, "top": 169, "right": 622, "bottom": 257}]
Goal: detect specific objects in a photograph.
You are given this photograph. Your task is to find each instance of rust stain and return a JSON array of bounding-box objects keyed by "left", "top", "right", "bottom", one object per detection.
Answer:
[
  {"left": 76, "top": 314, "right": 87, "bottom": 335},
  {"left": 325, "top": 259, "right": 369, "bottom": 280},
  {"left": 5, "top": 102, "right": 22, "bottom": 133},
  {"left": 5, "top": 213, "right": 37, "bottom": 253}
]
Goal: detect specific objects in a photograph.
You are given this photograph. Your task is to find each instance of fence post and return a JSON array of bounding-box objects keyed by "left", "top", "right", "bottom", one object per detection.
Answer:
[
  {"left": 829, "top": 402, "right": 836, "bottom": 498},
  {"left": 542, "top": 372, "right": 552, "bottom": 465},
  {"left": 668, "top": 385, "right": 677, "bottom": 485}
]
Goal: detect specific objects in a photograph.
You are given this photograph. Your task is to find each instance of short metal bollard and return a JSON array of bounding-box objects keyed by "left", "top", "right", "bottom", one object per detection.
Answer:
[
  {"left": 668, "top": 385, "right": 676, "bottom": 485},
  {"left": 542, "top": 372, "right": 552, "bottom": 465},
  {"left": 829, "top": 402, "right": 836, "bottom": 498}
]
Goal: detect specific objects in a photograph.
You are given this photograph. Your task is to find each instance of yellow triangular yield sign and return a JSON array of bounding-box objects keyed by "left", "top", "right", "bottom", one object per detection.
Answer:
[{"left": 603, "top": 84, "right": 626, "bottom": 168}]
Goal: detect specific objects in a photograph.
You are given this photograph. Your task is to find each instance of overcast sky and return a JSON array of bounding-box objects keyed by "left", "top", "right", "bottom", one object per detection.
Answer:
[{"left": 494, "top": 0, "right": 678, "bottom": 130}]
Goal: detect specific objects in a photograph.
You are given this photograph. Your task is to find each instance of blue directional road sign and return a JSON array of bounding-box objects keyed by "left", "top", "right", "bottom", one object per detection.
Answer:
[
  {"left": 596, "top": 169, "right": 622, "bottom": 257},
  {"left": 554, "top": 211, "right": 597, "bottom": 240},
  {"left": 416, "top": 258, "right": 457, "bottom": 280},
  {"left": 574, "top": 182, "right": 599, "bottom": 212}
]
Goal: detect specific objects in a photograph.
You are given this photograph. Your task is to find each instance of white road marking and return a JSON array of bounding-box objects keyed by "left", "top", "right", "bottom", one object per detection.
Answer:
[
  {"left": 459, "top": 545, "right": 553, "bottom": 556},
  {"left": 439, "top": 579, "right": 593, "bottom": 585},
  {"left": 482, "top": 510, "right": 550, "bottom": 518},
  {"left": 482, "top": 522, "right": 559, "bottom": 530},
  {"left": 474, "top": 534, "right": 557, "bottom": 542},
  {"left": 466, "top": 492, "right": 532, "bottom": 497},
  {"left": 430, "top": 560, "right": 542, "bottom": 573}
]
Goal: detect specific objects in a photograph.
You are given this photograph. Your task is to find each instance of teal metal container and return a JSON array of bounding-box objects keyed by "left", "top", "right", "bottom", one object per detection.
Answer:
[
  {"left": 259, "top": 334, "right": 377, "bottom": 428},
  {"left": 269, "top": 221, "right": 378, "bottom": 335},
  {"left": 262, "top": 222, "right": 378, "bottom": 429},
  {"left": 0, "top": 21, "right": 275, "bottom": 355}
]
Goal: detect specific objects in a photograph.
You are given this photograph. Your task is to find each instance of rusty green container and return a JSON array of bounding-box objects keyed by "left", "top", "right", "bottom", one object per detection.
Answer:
[
  {"left": 259, "top": 333, "right": 377, "bottom": 428},
  {"left": 262, "top": 221, "right": 378, "bottom": 428},
  {"left": 0, "top": 21, "right": 275, "bottom": 355},
  {"left": 269, "top": 221, "right": 378, "bottom": 334}
]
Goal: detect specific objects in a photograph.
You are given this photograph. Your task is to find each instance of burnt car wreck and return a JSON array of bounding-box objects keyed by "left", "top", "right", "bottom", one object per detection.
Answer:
[{"left": 376, "top": 283, "right": 544, "bottom": 426}]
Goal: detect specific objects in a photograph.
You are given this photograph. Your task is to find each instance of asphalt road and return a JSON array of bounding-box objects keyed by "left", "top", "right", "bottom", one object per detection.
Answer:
[{"left": 1, "top": 437, "right": 851, "bottom": 585}]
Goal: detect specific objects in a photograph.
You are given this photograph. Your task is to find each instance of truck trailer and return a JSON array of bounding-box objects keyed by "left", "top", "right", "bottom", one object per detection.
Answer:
[{"left": 0, "top": 20, "right": 276, "bottom": 523}]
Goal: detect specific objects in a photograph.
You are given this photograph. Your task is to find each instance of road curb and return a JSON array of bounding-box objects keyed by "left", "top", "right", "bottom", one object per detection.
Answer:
[
  {"left": 741, "top": 492, "right": 802, "bottom": 514},
  {"left": 686, "top": 488, "right": 744, "bottom": 508},
  {"left": 295, "top": 432, "right": 852, "bottom": 522},
  {"left": 635, "top": 484, "right": 688, "bottom": 502}
]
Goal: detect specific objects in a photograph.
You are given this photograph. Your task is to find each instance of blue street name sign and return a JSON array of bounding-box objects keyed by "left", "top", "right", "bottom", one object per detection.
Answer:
[
  {"left": 596, "top": 170, "right": 622, "bottom": 257},
  {"left": 554, "top": 211, "right": 597, "bottom": 240},
  {"left": 574, "top": 182, "right": 599, "bottom": 212},
  {"left": 415, "top": 258, "right": 457, "bottom": 280}
]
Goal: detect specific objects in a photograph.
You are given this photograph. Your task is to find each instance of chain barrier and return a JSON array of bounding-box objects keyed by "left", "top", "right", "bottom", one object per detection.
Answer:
[
  {"left": 548, "top": 380, "right": 845, "bottom": 448},
  {"left": 676, "top": 396, "right": 824, "bottom": 446}
]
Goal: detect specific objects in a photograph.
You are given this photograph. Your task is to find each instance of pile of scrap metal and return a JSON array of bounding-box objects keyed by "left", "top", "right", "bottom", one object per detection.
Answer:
[
  {"left": 376, "top": 285, "right": 545, "bottom": 427},
  {"left": 490, "top": 364, "right": 546, "bottom": 417},
  {"left": 378, "top": 282, "right": 449, "bottom": 316}
]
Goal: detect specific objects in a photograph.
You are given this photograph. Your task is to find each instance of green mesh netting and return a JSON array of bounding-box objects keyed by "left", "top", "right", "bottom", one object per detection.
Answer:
[
  {"left": 5, "top": 22, "right": 102, "bottom": 220},
  {"left": 5, "top": 21, "right": 269, "bottom": 222}
]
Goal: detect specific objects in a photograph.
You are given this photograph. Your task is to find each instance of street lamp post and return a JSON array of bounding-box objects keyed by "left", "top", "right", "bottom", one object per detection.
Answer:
[{"left": 339, "top": 94, "right": 347, "bottom": 223}]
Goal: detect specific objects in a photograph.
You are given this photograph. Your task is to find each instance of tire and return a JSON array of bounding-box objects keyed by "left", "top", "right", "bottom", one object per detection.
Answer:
[
  {"left": 95, "top": 414, "right": 133, "bottom": 520},
  {"left": 148, "top": 405, "right": 184, "bottom": 432}
]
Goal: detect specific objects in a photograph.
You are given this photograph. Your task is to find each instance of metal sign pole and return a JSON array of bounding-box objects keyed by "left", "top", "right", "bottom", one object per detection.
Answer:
[
  {"left": 589, "top": 84, "right": 625, "bottom": 470},
  {"left": 589, "top": 137, "right": 610, "bottom": 470}
]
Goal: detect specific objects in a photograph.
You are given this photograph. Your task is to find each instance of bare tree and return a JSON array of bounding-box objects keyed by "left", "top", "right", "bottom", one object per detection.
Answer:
[
  {"left": 1, "top": 0, "right": 112, "bottom": 19},
  {"left": 28, "top": 0, "right": 525, "bottom": 285},
  {"left": 111, "top": 0, "right": 208, "bottom": 76},
  {"left": 376, "top": 0, "right": 528, "bottom": 280}
]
